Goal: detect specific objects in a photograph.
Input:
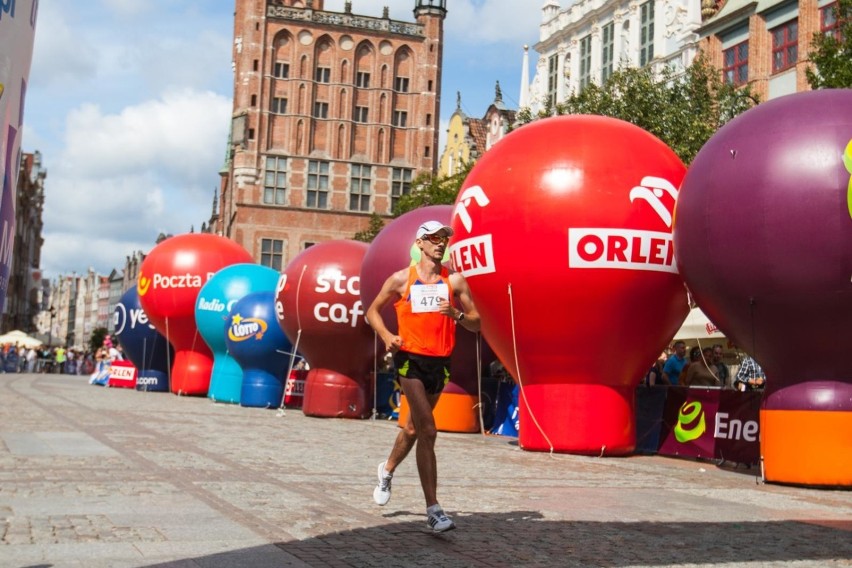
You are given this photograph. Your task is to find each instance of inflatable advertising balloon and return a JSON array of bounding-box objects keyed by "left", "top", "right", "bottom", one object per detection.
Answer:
[
  {"left": 138, "top": 233, "right": 253, "bottom": 396},
  {"left": 114, "top": 286, "right": 173, "bottom": 392},
  {"left": 226, "top": 291, "right": 297, "bottom": 408},
  {"left": 360, "top": 205, "right": 494, "bottom": 432},
  {"left": 449, "top": 115, "right": 688, "bottom": 454},
  {"left": 196, "top": 263, "right": 281, "bottom": 404},
  {"left": 276, "top": 240, "right": 374, "bottom": 418},
  {"left": 0, "top": 0, "right": 38, "bottom": 310},
  {"left": 675, "top": 90, "right": 852, "bottom": 487}
]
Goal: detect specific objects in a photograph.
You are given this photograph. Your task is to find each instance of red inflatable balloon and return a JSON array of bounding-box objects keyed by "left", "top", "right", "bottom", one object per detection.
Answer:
[
  {"left": 450, "top": 115, "right": 688, "bottom": 454},
  {"left": 138, "top": 233, "right": 253, "bottom": 395},
  {"left": 360, "top": 205, "right": 494, "bottom": 432},
  {"left": 275, "top": 240, "right": 374, "bottom": 418}
]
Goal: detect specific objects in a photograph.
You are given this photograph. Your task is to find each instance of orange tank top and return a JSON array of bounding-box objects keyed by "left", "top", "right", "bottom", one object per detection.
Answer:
[{"left": 394, "top": 266, "right": 456, "bottom": 357}]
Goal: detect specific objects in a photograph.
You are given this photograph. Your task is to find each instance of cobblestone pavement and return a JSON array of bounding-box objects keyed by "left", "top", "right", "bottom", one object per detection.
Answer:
[{"left": 1, "top": 372, "right": 850, "bottom": 568}]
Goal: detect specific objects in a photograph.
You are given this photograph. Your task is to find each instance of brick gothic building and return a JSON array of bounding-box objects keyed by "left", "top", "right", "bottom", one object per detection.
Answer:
[{"left": 217, "top": 0, "right": 447, "bottom": 270}]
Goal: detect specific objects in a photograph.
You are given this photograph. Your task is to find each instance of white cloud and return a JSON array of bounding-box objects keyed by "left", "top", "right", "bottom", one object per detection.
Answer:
[
  {"left": 29, "top": 2, "right": 99, "bottom": 90},
  {"left": 444, "top": 0, "right": 541, "bottom": 47},
  {"left": 62, "top": 89, "right": 231, "bottom": 181},
  {"left": 40, "top": 89, "right": 231, "bottom": 276}
]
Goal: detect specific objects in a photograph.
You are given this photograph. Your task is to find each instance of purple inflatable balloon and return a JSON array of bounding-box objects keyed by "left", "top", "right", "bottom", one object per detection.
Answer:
[{"left": 674, "top": 89, "right": 852, "bottom": 486}]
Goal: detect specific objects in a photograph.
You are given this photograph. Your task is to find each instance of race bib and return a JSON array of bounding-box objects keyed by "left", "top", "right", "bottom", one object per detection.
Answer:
[{"left": 410, "top": 282, "right": 449, "bottom": 313}]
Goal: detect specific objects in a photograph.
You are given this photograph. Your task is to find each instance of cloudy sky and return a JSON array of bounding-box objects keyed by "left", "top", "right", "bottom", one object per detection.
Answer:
[{"left": 24, "top": 0, "right": 543, "bottom": 279}]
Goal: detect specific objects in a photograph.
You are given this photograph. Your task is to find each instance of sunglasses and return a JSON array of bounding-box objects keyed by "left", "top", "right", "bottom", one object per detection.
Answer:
[{"left": 422, "top": 234, "right": 449, "bottom": 244}]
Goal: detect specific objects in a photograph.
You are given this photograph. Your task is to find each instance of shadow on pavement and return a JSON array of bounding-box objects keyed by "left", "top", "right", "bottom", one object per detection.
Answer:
[{"left": 143, "top": 511, "right": 852, "bottom": 567}]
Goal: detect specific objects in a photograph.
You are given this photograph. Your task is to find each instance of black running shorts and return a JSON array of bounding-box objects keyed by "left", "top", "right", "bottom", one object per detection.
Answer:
[{"left": 393, "top": 351, "right": 452, "bottom": 395}]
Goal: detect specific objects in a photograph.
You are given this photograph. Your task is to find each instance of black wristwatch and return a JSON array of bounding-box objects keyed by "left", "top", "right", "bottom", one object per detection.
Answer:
[{"left": 456, "top": 311, "right": 465, "bottom": 322}]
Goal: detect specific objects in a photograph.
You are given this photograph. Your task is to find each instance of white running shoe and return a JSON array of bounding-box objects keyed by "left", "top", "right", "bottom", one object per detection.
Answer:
[
  {"left": 373, "top": 461, "right": 392, "bottom": 506},
  {"left": 426, "top": 506, "right": 456, "bottom": 533}
]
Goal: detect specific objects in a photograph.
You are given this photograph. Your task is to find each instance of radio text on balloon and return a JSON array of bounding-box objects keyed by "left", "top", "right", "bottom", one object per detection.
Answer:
[
  {"left": 197, "top": 297, "right": 227, "bottom": 312},
  {"left": 449, "top": 235, "right": 495, "bottom": 277},
  {"left": 568, "top": 228, "right": 677, "bottom": 273},
  {"left": 314, "top": 300, "right": 364, "bottom": 327},
  {"left": 315, "top": 271, "right": 360, "bottom": 295}
]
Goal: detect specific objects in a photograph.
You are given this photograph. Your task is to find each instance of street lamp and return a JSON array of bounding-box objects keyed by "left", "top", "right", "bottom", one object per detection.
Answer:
[{"left": 47, "top": 306, "right": 56, "bottom": 348}]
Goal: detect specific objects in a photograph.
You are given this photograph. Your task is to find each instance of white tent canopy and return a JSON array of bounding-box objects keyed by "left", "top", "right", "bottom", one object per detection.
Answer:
[
  {"left": 0, "top": 330, "right": 44, "bottom": 349},
  {"left": 673, "top": 307, "right": 725, "bottom": 342}
]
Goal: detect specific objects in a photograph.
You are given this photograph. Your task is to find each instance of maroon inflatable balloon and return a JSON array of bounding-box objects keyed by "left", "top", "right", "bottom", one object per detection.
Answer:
[
  {"left": 138, "top": 233, "right": 253, "bottom": 395},
  {"left": 674, "top": 90, "right": 852, "bottom": 486},
  {"left": 275, "top": 240, "right": 374, "bottom": 418},
  {"left": 360, "top": 206, "right": 494, "bottom": 431}
]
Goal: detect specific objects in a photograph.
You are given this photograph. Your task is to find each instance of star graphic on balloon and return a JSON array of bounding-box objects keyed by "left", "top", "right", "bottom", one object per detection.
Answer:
[{"left": 231, "top": 314, "right": 243, "bottom": 325}]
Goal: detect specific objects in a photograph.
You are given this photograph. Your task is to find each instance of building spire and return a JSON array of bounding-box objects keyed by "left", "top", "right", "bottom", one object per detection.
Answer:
[
  {"left": 519, "top": 45, "right": 530, "bottom": 108},
  {"left": 495, "top": 81, "right": 503, "bottom": 103}
]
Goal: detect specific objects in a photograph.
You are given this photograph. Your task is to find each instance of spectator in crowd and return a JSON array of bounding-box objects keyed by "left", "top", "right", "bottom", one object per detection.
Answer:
[
  {"left": 680, "top": 346, "right": 702, "bottom": 384},
  {"left": 54, "top": 346, "right": 67, "bottom": 374},
  {"left": 644, "top": 352, "right": 669, "bottom": 386},
  {"left": 712, "top": 344, "right": 730, "bottom": 388},
  {"left": 26, "top": 346, "right": 37, "bottom": 373},
  {"left": 683, "top": 347, "right": 721, "bottom": 387},
  {"left": 734, "top": 354, "right": 766, "bottom": 391},
  {"left": 662, "top": 341, "right": 688, "bottom": 386}
]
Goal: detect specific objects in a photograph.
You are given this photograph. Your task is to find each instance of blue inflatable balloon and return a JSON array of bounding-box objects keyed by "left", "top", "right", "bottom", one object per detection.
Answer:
[
  {"left": 226, "top": 291, "right": 298, "bottom": 408},
  {"left": 195, "top": 263, "right": 280, "bottom": 403},
  {"left": 114, "top": 287, "right": 173, "bottom": 392}
]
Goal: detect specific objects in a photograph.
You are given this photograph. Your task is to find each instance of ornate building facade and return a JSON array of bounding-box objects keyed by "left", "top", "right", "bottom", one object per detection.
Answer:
[
  {"left": 215, "top": 0, "right": 447, "bottom": 270},
  {"left": 2, "top": 151, "right": 46, "bottom": 334},
  {"left": 438, "top": 83, "right": 516, "bottom": 178},
  {"left": 697, "top": 0, "right": 837, "bottom": 101},
  {"left": 524, "top": 0, "right": 702, "bottom": 112}
]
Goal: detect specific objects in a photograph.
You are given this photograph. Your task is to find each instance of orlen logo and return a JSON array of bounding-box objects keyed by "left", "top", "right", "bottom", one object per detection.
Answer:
[
  {"left": 674, "top": 401, "right": 706, "bottom": 443},
  {"left": 227, "top": 313, "right": 267, "bottom": 342},
  {"left": 450, "top": 185, "right": 496, "bottom": 277},
  {"left": 110, "top": 365, "right": 136, "bottom": 381},
  {"left": 569, "top": 176, "right": 679, "bottom": 274},
  {"left": 138, "top": 272, "right": 215, "bottom": 297}
]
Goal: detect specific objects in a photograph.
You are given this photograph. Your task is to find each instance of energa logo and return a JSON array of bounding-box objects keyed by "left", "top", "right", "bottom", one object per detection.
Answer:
[{"left": 674, "top": 401, "right": 706, "bottom": 443}]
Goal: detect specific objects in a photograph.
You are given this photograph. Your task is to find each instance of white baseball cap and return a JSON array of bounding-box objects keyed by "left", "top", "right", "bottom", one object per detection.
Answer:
[{"left": 416, "top": 220, "right": 454, "bottom": 239}]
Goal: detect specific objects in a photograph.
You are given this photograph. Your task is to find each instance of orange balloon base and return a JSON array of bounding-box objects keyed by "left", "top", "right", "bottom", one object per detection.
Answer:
[
  {"left": 518, "top": 383, "right": 635, "bottom": 455},
  {"left": 760, "top": 408, "right": 852, "bottom": 487},
  {"left": 397, "top": 392, "right": 480, "bottom": 433}
]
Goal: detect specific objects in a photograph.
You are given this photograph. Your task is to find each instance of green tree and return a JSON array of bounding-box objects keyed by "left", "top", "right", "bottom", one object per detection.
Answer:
[
  {"left": 807, "top": 0, "right": 852, "bottom": 89},
  {"left": 89, "top": 327, "right": 108, "bottom": 353},
  {"left": 392, "top": 160, "right": 474, "bottom": 216},
  {"left": 353, "top": 213, "right": 386, "bottom": 243},
  {"left": 518, "top": 54, "right": 758, "bottom": 164}
]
